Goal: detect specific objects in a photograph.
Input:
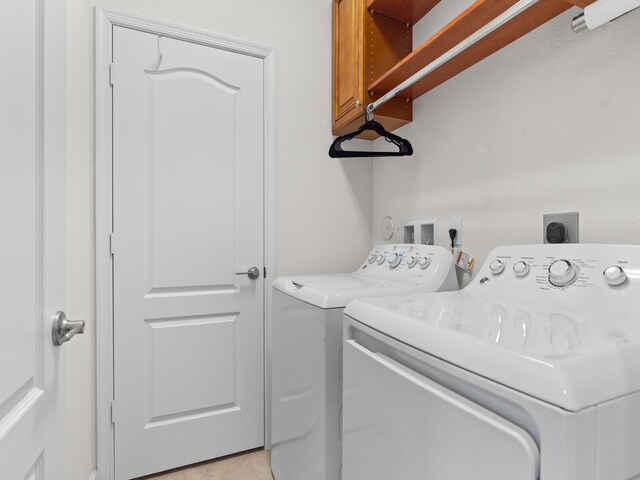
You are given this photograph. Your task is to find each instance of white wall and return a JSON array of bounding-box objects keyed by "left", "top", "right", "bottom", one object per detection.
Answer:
[
  {"left": 65, "top": 2, "right": 640, "bottom": 478},
  {"left": 372, "top": 7, "right": 640, "bottom": 287},
  {"left": 66, "top": 1, "right": 372, "bottom": 479}
]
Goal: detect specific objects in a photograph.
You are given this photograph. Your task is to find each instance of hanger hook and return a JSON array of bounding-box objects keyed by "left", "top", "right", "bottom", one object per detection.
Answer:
[
  {"left": 154, "top": 36, "right": 164, "bottom": 70},
  {"left": 365, "top": 103, "right": 375, "bottom": 122}
]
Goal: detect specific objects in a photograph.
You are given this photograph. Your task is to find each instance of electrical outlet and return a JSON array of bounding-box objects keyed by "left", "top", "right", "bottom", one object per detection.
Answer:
[
  {"left": 449, "top": 216, "right": 462, "bottom": 247},
  {"left": 543, "top": 212, "right": 579, "bottom": 244}
]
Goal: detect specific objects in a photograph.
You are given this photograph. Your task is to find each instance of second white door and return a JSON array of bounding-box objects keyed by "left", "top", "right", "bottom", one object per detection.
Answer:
[
  {"left": 0, "top": 0, "right": 66, "bottom": 477},
  {"left": 112, "top": 26, "right": 265, "bottom": 479}
]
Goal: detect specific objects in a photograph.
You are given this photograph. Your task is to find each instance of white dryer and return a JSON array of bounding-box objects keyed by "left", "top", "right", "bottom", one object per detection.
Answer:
[
  {"left": 342, "top": 244, "right": 640, "bottom": 480},
  {"left": 270, "top": 244, "right": 458, "bottom": 480}
]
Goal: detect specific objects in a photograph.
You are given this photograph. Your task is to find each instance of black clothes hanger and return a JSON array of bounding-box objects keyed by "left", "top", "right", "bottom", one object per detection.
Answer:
[{"left": 328, "top": 119, "right": 413, "bottom": 158}]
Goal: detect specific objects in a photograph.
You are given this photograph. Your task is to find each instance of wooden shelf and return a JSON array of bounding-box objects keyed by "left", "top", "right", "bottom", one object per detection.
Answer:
[
  {"left": 367, "top": 0, "right": 441, "bottom": 26},
  {"left": 368, "top": 0, "right": 577, "bottom": 101},
  {"left": 563, "top": 0, "right": 595, "bottom": 7}
]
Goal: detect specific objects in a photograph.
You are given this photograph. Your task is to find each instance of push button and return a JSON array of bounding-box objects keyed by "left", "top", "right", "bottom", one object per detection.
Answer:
[
  {"left": 513, "top": 261, "right": 530, "bottom": 278},
  {"left": 489, "top": 260, "right": 505, "bottom": 275},
  {"left": 603, "top": 266, "right": 627, "bottom": 286}
]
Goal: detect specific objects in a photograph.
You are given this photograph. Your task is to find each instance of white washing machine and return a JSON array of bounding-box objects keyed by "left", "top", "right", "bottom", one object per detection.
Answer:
[
  {"left": 342, "top": 244, "right": 640, "bottom": 480},
  {"left": 270, "top": 244, "right": 458, "bottom": 480}
]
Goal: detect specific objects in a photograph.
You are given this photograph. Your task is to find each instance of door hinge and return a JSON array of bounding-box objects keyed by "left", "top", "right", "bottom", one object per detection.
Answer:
[
  {"left": 111, "top": 400, "right": 117, "bottom": 424},
  {"left": 109, "top": 232, "right": 115, "bottom": 255},
  {"left": 109, "top": 63, "right": 115, "bottom": 86}
]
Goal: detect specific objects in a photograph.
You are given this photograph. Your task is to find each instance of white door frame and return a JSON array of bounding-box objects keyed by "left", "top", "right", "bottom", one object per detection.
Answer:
[{"left": 95, "top": 8, "right": 276, "bottom": 479}]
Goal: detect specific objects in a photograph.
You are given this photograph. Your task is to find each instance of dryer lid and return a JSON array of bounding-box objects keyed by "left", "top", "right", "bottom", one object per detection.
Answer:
[
  {"left": 345, "top": 289, "right": 640, "bottom": 412},
  {"left": 273, "top": 274, "right": 420, "bottom": 309}
]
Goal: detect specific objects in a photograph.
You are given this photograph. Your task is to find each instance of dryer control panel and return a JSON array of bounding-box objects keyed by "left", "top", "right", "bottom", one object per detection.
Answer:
[
  {"left": 355, "top": 244, "right": 457, "bottom": 291},
  {"left": 473, "top": 244, "right": 640, "bottom": 295}
]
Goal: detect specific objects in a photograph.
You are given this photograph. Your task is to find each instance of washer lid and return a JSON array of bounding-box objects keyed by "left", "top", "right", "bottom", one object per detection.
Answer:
[
  {"left": 273, "top": 274, "right": 420, "bottom": 309},
  {"left": 345, "top": 290, "right": 640, "bottom": 411}
]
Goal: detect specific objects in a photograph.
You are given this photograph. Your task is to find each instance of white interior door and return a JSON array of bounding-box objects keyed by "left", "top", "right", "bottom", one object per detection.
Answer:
[
  {"left": 0, "top": 0, "right": 66, "bottom": 478},
  {"left": 112, "top": 27, "right": 265, "bottom": 479}
]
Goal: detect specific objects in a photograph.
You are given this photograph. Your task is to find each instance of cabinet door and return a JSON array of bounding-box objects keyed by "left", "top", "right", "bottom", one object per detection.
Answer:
[{"left": 332, "top": 0, "right": 364, "bottom": 133}]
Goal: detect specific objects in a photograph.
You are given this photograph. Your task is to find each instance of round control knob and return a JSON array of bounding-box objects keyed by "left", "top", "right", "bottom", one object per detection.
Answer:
[
  {"left": 406, "top": 255, "right": 418, "bottom": 268},
  {"left": 489, "top": 260, "right": 505, "bottom": 275},
  {"left": 548, "top": 259, "right": 578, "bottom": 286},
  {"left": 388, "top": 252, "right": 403, "bottom": 268},
  {"left": 368, "top": 254, "right": 376, "bottom": 264},
  {"left": 418, "top": 257, "right": 431, "bottom": 270},
  {"left": 603, "top": 266, "right": 627, "bottom": 286},
  {"left": 513, "top": 261, "right": 530, "bottom": 278},
  {"left": 376, "top": 254, "right": 386, "bottom": 265}
]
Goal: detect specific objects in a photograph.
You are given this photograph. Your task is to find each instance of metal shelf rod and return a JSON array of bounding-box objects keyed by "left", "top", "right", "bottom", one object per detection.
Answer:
[{"left": 365, "top": 0, "right": 540, "bottom": 120}]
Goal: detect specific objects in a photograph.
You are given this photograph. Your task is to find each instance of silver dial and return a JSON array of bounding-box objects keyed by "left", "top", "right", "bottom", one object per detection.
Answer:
[
  {"left": 603, "top": 266, "right": 627, "bottom": 286},
  {"left": 512, "top": 261, "right": 530, "bottom": 278},
  {"left": 388, "top": 252, "right": 403, "bottom": 268},
  {"left": 548, "top": 259, "right": 578, "bottom": 286},
  {"left": 418, "top": 257, "right": 431, "bottom": 270},
  {"left": 368, "top": 254, "right": 376, "bottom": 264},
  {"left": 489, "top": 260, "right": 505, "bottom": 275},
  {"left": 376, "top": 254, "right": 386, "bottom": 265},
  {"left": 406, "top": 255, "right": 418, "bottom": 268}
]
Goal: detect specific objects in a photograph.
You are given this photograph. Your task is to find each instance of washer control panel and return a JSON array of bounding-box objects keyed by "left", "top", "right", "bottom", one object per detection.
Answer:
[
  {"left": 357, "top": 244, "right": 455, "bottom": 285},
  {"left": 474, "top": 244, "right": 640, "bottom": 293}
]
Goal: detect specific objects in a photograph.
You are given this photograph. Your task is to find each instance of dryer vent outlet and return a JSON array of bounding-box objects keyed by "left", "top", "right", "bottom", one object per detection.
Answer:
[{"left": 543, "top": 212, "right": 579, "bottom": 244}]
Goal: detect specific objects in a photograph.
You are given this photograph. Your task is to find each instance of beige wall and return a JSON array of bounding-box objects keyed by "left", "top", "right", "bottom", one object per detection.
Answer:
[
  {"left": 372, "top": 7, "right": 640, "bottom": 287},
  {"left": 66, "top": 1, "right": 372, "bottom": 479}
]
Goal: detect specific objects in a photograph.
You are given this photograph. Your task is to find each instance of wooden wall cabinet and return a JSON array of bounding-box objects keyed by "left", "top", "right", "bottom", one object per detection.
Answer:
[
  {"left": 332, "top": 0, "right": 413, "bottom": 138},
  {"left": 332, "top": 0, "right": 593, "bottom": 139}
]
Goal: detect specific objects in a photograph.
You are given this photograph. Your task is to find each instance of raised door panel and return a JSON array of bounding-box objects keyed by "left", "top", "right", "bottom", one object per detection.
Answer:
[
  {"left": 147, "top": 70, "right": 236, "bottom": 290},
  {"left": 147, "top": 315, "right": 237, "bottom": 420},
  {"left": 0, "top": 0, "right": 39, "bottom": 413},
  {"left": 332, "top": 0, "right": 365, "bottom": 132}
]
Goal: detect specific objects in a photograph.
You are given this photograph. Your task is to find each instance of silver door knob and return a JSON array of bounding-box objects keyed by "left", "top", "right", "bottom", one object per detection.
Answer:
[
  {"left": 236, "top": 266, "right": 260, "bottom": 280},
  {"left": 52, "top": 311, "right": 85, "bottom": 346}
]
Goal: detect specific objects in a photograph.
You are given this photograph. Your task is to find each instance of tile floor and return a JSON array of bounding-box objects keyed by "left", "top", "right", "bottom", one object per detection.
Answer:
[{"left": 138, "top": 449, "right": 273, "bottom": 480}]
